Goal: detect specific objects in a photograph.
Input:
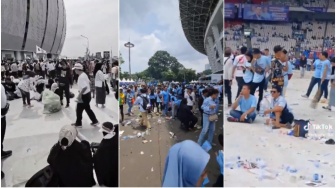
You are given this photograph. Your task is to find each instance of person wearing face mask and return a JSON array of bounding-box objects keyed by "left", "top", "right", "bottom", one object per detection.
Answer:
[
  {"left": 47, "top": 125, "right": 96, "bottom": 187},
  {"left": 162, "top": 140, "right": 210, "bottom": 187},
  {"left": 93, "top": 122, "right": 119, "bottom": 187}
]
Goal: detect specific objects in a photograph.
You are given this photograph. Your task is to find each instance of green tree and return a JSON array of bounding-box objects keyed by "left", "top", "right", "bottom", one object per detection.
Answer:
[{"left": 202, "top": 69, "right": 212, "bottom": 75}]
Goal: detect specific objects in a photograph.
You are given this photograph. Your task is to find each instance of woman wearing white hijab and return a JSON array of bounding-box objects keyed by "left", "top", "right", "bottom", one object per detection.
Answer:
[{"left": 47, "top": 125, "right": 96, "bottom": 187}]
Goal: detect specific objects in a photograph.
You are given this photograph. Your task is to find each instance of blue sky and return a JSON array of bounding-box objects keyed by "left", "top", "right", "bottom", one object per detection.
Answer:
[{"left": 119, "top": 0, "right": 208, "bottom": 73}]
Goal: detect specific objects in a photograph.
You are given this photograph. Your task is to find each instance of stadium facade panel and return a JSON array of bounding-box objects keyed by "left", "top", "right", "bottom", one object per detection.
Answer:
[
  {"left": 179, "top": 0, "right": 223, "bottom": 73},
  {"left": 1, "top": 0, "right": 66, "bottom": 60}
]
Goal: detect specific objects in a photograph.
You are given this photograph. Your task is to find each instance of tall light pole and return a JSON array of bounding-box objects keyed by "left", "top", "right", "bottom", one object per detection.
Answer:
[
  {"left": 80, "top": 35, "right": 89, "bottom": 60},
  {"left": 124, "top": 41, "right": 134, "bottom": 78}
]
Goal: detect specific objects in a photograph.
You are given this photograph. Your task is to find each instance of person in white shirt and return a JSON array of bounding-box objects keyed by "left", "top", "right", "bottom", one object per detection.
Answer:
[
  {"left": 111, "top": 61, "right": 119, "bottom": 90},
  {"left": 40, "top": 60, "right": 46, "bottom": 78},
  {"left": 224, "top": 47, "right": 234, "bottom": 106},
  {"left": 10, "top": 62, "right": 18, "bottom": 78},
  {"left": 18, "top": 74, "right": 35, "bottom": 107},
  {"left": 94, "top": 63, "right": 109, "bottom": 108},
  {"left": 71, "top": 63, "right": 99, "bottom": 128},
  {"left": 47, "top": 61, "right": 56, "bottom": 79},
  {"left": 2, "top": 84, "right": 13, "bottom": 180},
  {"left": 185, "top": 87, "right": 195, "bottom": 111},
  {"left": 232, "top": 47, "right": 248, "bottom": 99},
  {"left": 18, "top": 61, "right": 23, "bottom": 77}
]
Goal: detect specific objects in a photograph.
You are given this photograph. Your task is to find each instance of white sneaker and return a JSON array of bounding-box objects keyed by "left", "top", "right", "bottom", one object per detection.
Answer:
[{"left": 301, "top": 94, "right": 308, "bottom": 98}]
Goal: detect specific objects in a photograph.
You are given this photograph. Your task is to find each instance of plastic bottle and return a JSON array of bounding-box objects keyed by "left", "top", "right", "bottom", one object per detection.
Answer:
[{"left": 259, "top": 96, "right": 271, "bottom": 116}]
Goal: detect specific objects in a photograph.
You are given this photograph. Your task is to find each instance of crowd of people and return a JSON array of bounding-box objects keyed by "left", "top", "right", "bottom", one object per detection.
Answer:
[
  {"left": 119, "top": 81, "right": 224, "bottom": 187},
  {"left": 224, "top": 45, "right": 335, "bottom": 128},
  {"left": 1, "top": 58, "right": 119, "bottom": 186}
]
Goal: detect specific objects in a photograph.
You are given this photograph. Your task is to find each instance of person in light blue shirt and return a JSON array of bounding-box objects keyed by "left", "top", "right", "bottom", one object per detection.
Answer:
[
  {"left": 155, "top": 89, "right": 162, "bottom": 114},
  {"left": 197, "top": 88, "right": 219, "bottom": 146},
  {"left": 228, "top": 85, "right": 257, "bottom": 123},
  {"left": 134, "top": 88, "right": 151, "bottom": 129},
  {"left": 126, "top": 89, "right": 133, "bottom": 115},
  {"left": 243, "top": 52, "right": 253, "bottom": 84},
  {"left": 161, "top": 86, "right": 170, "bottom": 117},
  {"left": 318, "top": 52, "right": 332, "bottom": 101},
  {"left": 302, "top": 52, "right": 329, "bottom": 98},
  {"left": 250, "top": 48, "right": 270, "bottom": 111}
]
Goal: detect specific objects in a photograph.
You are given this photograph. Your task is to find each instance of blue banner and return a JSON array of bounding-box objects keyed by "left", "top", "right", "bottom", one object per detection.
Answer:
[
  {"left": 243, "top": 4, "right": 289, "bottom": 21},
  {"left": 238, "top": 3, "right": 242, "bottom": 18},
  {"left": 303, "top": 6, "right": 327, "bottom": 12},
  {"left": 224, "top": 3, "right": 236, "bottom": 18}
]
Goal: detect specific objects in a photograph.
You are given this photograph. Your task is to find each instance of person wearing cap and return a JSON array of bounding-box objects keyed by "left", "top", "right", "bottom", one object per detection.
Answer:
[
  {"left": 264, "top": 85, "right": 294, "bottom": 129},
  {"left": 47, "top": 125, "right": 96, "bottom": 187},
  {"left": 93, "top": 122, "right": 119, "bottom": 187},
  {"left": 250, "top": 48, "right": 271, "bottom": 111},
  {"left": 134, "top": 88, "right": 151, "bottom": 130},
  {"left": 302, "top": 51, "right": 329, "bottom": 99},
  {"left": 72, "top": 63, "right": 99, "bottom": 128}
]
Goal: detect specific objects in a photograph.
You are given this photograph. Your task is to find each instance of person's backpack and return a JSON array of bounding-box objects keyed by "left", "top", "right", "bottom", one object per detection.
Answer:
[
  {"left": 293, "top": 119, "right": 309, "bottom": 138},
  {"left": 141, "top": 95, "right": 151, "bottom": 113},
  {"left": 25, "top": 165, "right": 59, "bottom": 187}
]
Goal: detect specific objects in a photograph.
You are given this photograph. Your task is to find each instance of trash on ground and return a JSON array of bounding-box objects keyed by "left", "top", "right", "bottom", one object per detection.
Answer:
[
  {"left": 149, "top": 140, "right": 152, "bottom": 142},
  {"left": 142, "top": 140, "right": 148, "bottom": 144},
  {"left": 140, "top": 151, "right": 144, "bottom": 155},
  {"left": 119, "top": 130, "right": 124, "bottom": 136},
  {"left": 137, "top": 132, "right": 142, "bottom": 138},
  {"left": 151, "top": 167, "right": 154, "bottom": 172},
  {"left": 169, "top": 132, "right": 175, "bottom": 137}
]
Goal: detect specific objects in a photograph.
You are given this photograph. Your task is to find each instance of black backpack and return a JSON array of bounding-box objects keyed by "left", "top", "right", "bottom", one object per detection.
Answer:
[
  {"left": 141, "top": 95, "right": 151, "bottom": 113},
  {"left": 25, "top": 165, "right": 59, "bottom": 187}
]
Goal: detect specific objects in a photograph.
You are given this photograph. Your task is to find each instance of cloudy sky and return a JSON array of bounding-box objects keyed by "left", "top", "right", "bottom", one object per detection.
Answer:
[
  {"left": 61, "top": 0, "right": 118, "bottom": 58},
  {"left": 120, "top": 0, "right": 208, "bottom": 73}
]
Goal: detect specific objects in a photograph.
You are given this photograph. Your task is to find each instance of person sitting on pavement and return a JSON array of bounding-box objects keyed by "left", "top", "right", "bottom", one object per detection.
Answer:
[
  {"left": 227, "top": 84, "right": 257, "bottom": 123},
  {"left": 93, "top": 122, "right": 118, "bottom": 187},
  {"left": 47, "top": 125, "right": 96, "bottom": 187},
  {"left": 177, "top": 98, "right": 198, "bottom": 131},
  {"left": 264, "top": 85, "right": 294, "bottom": 129},
  {"left": 162, "top": 140, "right": 210, "bottom": 187}
]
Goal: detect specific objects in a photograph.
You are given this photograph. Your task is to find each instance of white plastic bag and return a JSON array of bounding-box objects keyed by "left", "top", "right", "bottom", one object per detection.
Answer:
[{"left": 42, "top": 90, "right": 61, "bottom": 114}]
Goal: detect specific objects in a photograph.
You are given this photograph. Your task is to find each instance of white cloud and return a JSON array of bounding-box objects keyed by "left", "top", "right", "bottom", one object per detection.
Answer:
[
  {"left": 120, "top": 0, "right": 208, "bottom": 73},
  {"left": 61, "top": 0, "right": 119, "bottom": 58}
]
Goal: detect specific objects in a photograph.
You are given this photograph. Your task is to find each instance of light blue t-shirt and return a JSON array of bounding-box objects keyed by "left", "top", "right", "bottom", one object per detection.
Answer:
[
  {"left": 322, "top": 60, "right": 332, "bottom": 80},
  {"left": 243, "top": 62, "right": 253, "bottom": 83},
  {"left": 162, "top": 90, "right": 169, "bottom": 103},
  {"left": 239, "top": 94, "right": 257, "bottom": 113},
  {"left": 252, "top": 55, "right": 270, "bottom": 83},
  {"left": 313, "top": 59, "right": 325, "bottom": 78}
]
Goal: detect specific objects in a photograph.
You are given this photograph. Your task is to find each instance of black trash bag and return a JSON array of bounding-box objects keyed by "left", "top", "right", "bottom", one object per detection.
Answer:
[
  {"left": 25, "top": 165, "right": 59, "bottom": 187},
  {"left": 69, "top": 92, "right": 75, "bottom": 98}
]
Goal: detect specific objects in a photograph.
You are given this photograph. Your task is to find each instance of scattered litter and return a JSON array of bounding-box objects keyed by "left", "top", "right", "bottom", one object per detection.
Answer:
[
  {"left": 140, "top": 151, "right": 144, "bottom": 155},
  {"left": 142, "top": 140, "right": 148, "bottom": 144},
  {"left": 125, "top": 121, "right": 131, "bottom": 125},
  {"left": 169, "top": 132, "right": 175, "bottom": 137},
  {"left": 150, "top": 155, "right": 153, "bottom": 157},
  {"left": 119, "top": 130, "right": 124, "bottom": 136},
  {"left": 149, "top": 140, "right": 152, "bottom": 142},
  {"left": 141, "top": 132, "right": 145, "bottom": 137},
  {"left": 151, "top": 167, "right": 154, "bottom": 172},
  {"left": 137, "top": 132, "right": 142, "bottom": 138},
  {"left": 133, "top": 131, "right": 138, "bottom": 134}
]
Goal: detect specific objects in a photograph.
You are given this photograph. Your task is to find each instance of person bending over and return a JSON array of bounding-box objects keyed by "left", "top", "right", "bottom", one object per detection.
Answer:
[
  {"left": 227, "top": 84, "right": 257, "bottom": 123},
  {"left": 177, "top": 98, "right": 198, "bottom": 131},
  {"left": 264, "top": 85, "right": 294, "bottom": 129}
]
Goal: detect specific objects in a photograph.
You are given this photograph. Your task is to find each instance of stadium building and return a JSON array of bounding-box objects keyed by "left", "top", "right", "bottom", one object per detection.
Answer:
[
  {"left": 179, "top": 0, "right": 224, "bottom": 74},
  {"left": 1, "top": 0, "right": 67, "bottom": 60},
  {"left": 224, "top": 0, "right": 335, "bottom": 58}
]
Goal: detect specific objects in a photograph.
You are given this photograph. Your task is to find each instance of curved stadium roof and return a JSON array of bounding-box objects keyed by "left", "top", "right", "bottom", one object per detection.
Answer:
[{"left": 179, "top": 0, "right": 219, "bottom": 55}]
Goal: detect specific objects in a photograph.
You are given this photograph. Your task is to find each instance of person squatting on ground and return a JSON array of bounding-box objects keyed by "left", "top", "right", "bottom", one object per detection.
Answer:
[
  {"left": 47, "top": 125, "right": 96, "bottom": 187},
  {"left": 227, "top": 84, "right": 257, "bottom": 123},
  {"left": 177, "top": 98, "right": 198, "bottom": 131},
  {"left": 264, "top": 85, "right": 294, "bottom": 129},
  {"left": 93, "top": 122, "right": 119, "bottom": 187}
]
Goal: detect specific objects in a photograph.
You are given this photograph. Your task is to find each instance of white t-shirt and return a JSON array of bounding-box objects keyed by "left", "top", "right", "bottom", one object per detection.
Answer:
[
  {"left": 185, "top": 92, "right": 195, "bottom": 106},
  {"left": 47, "top": 62, "right": 55, "bottom": 71},
  {"left": 233, "top": 54, "right": 247, "bottom": 77},
  {"left": 111, "top": 66, "right": 118, "bottom": 79},
  {"left": 78, "top": 73, "right": 91, "bottom": 95}
]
